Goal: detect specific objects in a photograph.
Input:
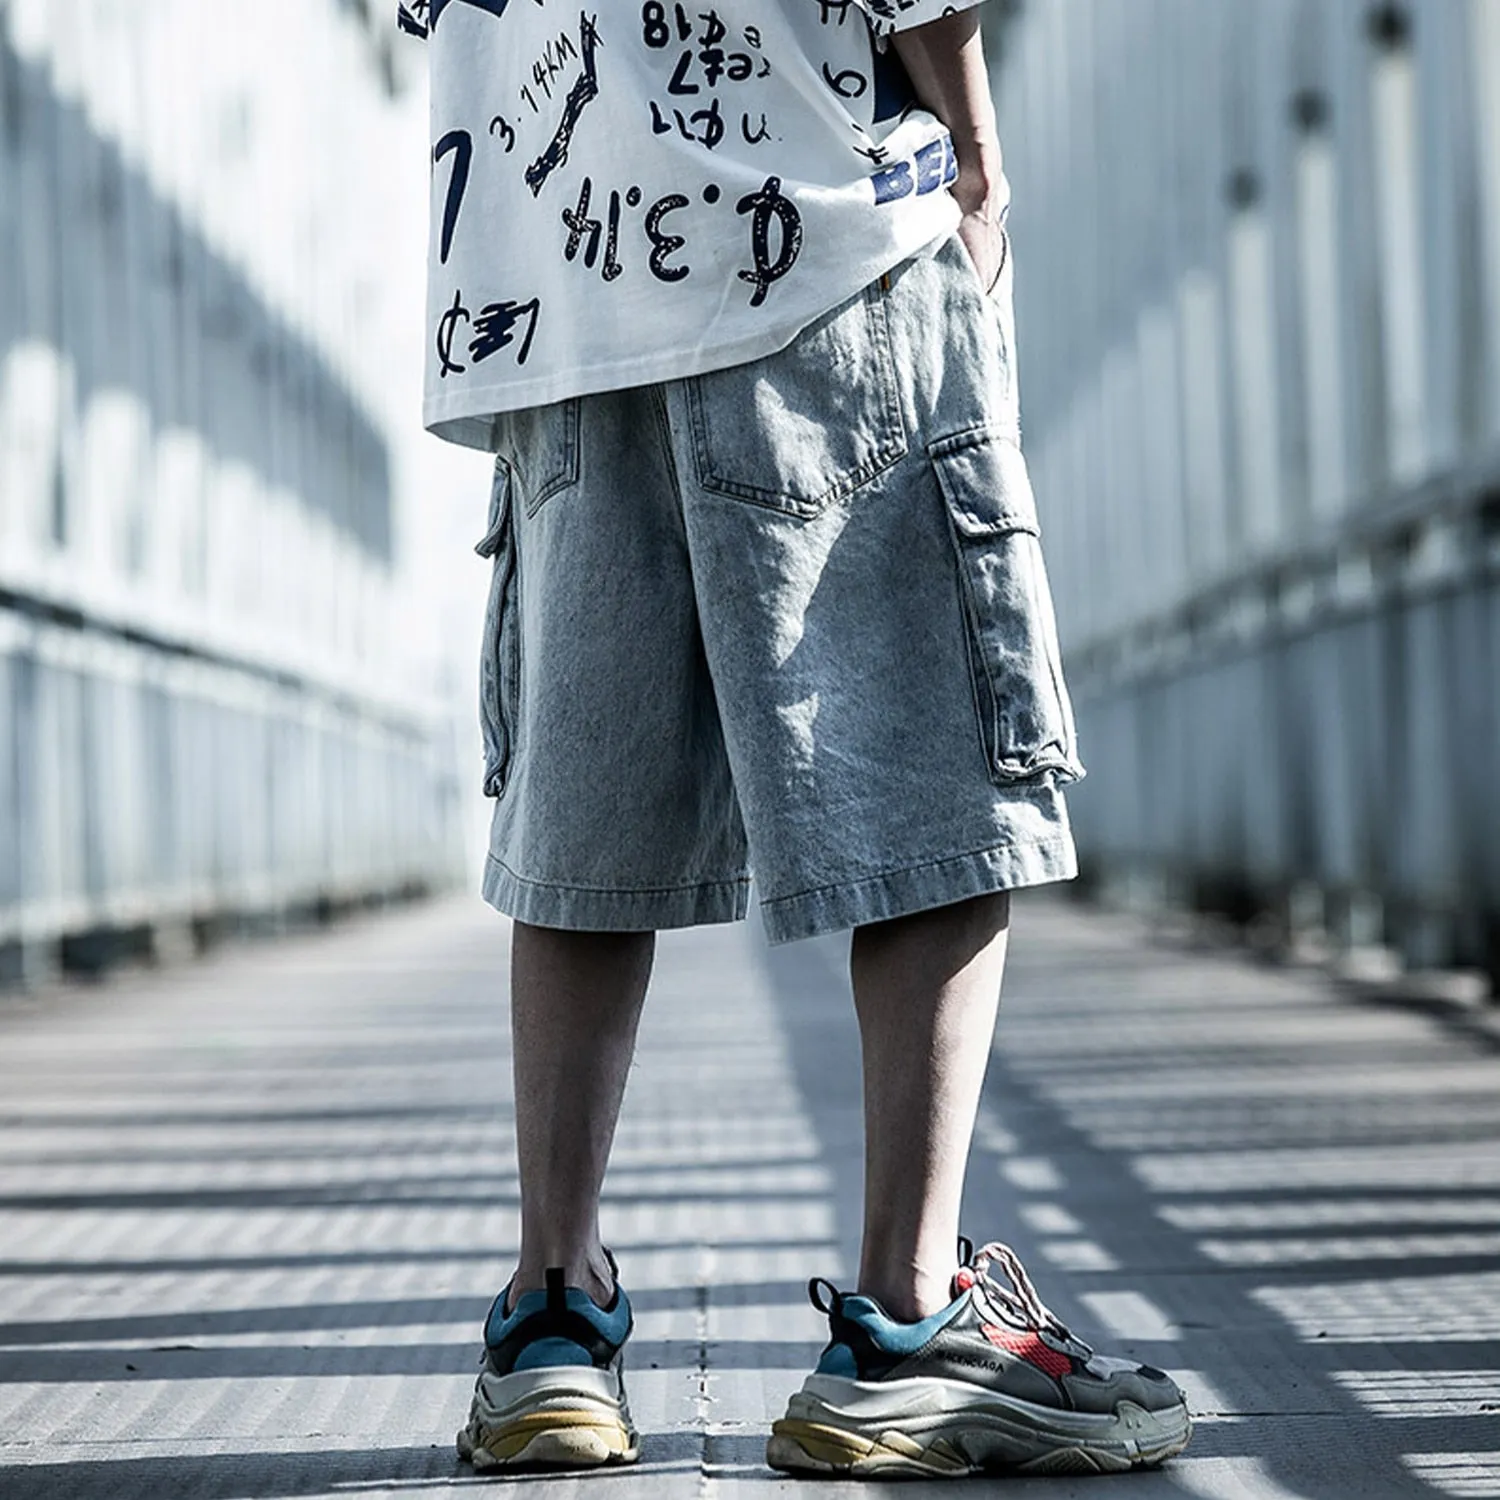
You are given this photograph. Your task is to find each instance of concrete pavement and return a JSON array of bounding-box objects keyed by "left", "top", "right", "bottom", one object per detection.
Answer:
[{"left": 0, "top": 894, "right": 1497, "bottom": 1498}]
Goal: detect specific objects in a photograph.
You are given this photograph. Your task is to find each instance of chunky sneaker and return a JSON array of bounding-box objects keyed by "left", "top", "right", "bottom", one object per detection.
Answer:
[
  {"left": 457, "top": 1260, "right": 639, "bottom": 1471},
  {"left": 768, "top": 1240, "right": 1191, "bottom": 1478}
]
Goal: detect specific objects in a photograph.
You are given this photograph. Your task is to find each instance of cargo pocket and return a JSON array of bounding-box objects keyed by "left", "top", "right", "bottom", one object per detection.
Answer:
[
  {"left": 931, "top": 426, "right": 1084, "bottom": 786},
  {"left": 686, "top": 282, "right": 908, "bottom": 518},
  {"left": 475, "top": 458, "right": 521, "bottom": 798}
]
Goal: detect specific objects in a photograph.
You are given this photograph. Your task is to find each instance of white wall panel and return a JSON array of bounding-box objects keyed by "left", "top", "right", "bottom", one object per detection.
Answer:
[
  {"left": 0, "top": 1, "right": 466, "bottom": 962},
  {"left": 994, "top": 0, "right": 1500, "bottom": 975}
]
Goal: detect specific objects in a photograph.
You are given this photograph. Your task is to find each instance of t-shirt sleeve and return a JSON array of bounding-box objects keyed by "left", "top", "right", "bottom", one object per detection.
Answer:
[{"left": 854, "top": 0, "right": 989, "bottom": 40}]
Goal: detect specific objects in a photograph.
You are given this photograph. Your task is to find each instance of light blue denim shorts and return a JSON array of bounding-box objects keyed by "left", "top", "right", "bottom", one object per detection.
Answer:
[{"left": 475, "top": 230, "right": 1084, "bottom": 945}]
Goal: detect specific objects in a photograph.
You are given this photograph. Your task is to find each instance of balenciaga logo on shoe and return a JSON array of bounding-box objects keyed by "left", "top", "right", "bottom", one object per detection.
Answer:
[{"left": 944, "top": 1349, "right": 1010, "bottom": 1374}]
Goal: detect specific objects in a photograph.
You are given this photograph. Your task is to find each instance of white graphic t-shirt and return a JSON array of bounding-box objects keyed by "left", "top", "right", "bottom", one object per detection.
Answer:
[{"left": 404, "top": 0, "right": 988, "bottom": 449}]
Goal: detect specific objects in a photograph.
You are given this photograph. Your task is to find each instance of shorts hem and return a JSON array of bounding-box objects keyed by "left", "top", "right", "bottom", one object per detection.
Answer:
[
  {"left": 482, "top": 855, "right": 752, "bottom": 932},
  {"left": 758, "top": 833, "right": 1078, "bottom": 946}
]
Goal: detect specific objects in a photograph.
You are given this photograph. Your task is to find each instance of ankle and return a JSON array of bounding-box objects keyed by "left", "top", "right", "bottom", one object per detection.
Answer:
[
  {"left": 857, "top": 1266, "right": 957, "bottom": 1324},
  {"left": 508, "top": 1243, "right": 616, "bottom": 1310}
]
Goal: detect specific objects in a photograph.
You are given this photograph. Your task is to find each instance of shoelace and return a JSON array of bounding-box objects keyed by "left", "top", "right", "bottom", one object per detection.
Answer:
[{"left": 967, "top": 1240, "right": 1086, "bottom": 1350}]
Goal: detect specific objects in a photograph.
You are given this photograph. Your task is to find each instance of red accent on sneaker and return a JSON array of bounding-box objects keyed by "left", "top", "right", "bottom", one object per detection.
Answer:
[
  {"left": 981, "top": 1323, "right": 1073, "bottom": 1379},
  {"left": 954, "top": 1269, "right": 976, "bottom": 1292}
]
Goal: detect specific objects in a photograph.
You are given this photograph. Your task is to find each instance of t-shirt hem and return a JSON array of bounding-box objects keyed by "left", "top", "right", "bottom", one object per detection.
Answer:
[{"left": 423, "top": 232, "right": 955, "bottom": 452}]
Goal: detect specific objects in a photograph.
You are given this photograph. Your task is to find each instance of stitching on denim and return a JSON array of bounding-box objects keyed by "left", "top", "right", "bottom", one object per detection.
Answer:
[
  {"left": 942, "top": 527, "right": 996, "bottom": 781},
  {"left": 760, "top": 833, "right": 1074, "bottom": 910},
  {"left": 647, "top": 384, "right": 682, "bottom": 501},
  {"left": 520, "top": 397, "right": 582, "bottom": 517},
  {"left": 487, "top": 855, "right": 751, "bottom": 899},
  {"left": 927, "top": 423, "right": 1003, "bottom": 461},
  {"left": 687, "top": 284, "right": 909, "bottom": 517}
]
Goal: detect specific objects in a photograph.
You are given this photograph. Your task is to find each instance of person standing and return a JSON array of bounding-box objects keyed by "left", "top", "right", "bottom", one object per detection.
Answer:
[{"left": 401, "top": 0, "right": 1191, "bottom": 1477}]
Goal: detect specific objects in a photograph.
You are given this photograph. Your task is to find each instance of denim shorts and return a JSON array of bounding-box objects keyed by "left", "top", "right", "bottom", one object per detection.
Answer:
[{"left": 475, "top": 230, "right": 1085, "bottom": 945}]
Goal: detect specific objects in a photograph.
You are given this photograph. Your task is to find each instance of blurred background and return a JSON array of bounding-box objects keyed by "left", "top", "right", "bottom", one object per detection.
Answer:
[
  {"left": 0, "top": 0, "right": 494, "bottom": 987},
  {"left": 1, "top": 0, "right": 1496, "bottom": 990},
  {"left": 992, "top": 0, "right": 1500, "bottom": 988}
]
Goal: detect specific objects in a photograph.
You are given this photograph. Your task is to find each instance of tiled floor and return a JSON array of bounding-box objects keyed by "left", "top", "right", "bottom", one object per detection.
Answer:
[{"left": 0, "top": 894, "right": 1496, "bottom": 1497}]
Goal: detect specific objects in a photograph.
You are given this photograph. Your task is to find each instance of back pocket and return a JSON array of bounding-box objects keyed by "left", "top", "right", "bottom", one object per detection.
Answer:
[
  {"left": 686, "top": 283, "right": 907, "bottom": 519},
  {"left": 931, "top": 426, "right": 1084, "bottom": 785}
]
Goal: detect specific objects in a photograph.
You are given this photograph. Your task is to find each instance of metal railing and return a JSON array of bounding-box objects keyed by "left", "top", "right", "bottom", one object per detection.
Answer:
[
  {"left": 992, "top": 0, "right": 1500, "bottom": 982},
  {"left": 0, "top": 1, "right": 466, "bottom": 981}
]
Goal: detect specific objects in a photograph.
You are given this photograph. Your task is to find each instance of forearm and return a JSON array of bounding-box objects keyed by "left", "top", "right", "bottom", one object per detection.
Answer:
[{"left": 891, "top": 12, "right": 1003, "bottom": 219}]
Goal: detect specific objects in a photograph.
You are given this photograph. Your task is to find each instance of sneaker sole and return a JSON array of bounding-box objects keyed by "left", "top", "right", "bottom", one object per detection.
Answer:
[
  {"left": 458, "top": 1409, "right": 639, "bottom": 1470},
  {"left": 458, "top": 1364, "right": 640, "bottom": 1471},
  {"left": 766, "top": 1377, "right": 1191, "bottom": 1478}
]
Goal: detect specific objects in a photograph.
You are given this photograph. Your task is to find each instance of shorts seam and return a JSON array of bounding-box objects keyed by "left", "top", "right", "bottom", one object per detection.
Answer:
[
  {"left": 486, "top": 854, "right": 751, "bottom": 900},
  {"left": 648, "top": 384, "right": 680, "bottom": 497},
  {"left": 760, "top": 832, "right": 1074, "bottom": 911}
]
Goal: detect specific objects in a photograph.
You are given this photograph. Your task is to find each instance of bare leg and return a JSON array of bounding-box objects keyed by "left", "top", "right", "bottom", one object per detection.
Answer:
[
  {"left": 850, "top": 892, "right": 1011, "bottom": 1322},
  {"left": 508, "top": 922, "right": 654, "bottom": 1307}
]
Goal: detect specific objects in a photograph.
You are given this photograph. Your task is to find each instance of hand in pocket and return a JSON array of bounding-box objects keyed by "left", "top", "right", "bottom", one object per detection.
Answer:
[{"left": 956, "top": 208, "right": 1008, "bottom": 297}]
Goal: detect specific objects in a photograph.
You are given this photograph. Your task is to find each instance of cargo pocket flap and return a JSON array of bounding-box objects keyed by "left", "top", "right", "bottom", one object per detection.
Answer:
[
  {"left": 932, "top": 428, "right": 1081, "bottom": 786},
  {"left": 928, "top": 427, "right": 1039, "bottom": 539},
  {"left": 475, "top": 460, "right": 512, "bottom": 558}
]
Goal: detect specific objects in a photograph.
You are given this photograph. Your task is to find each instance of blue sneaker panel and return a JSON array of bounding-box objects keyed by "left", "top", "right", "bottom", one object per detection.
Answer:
[
  {"left": 836, "top": 1293, "right": 965, "bottom": 1355},
  {"left": 485, "top": 1284, "right": 632, "bottom": 1350},
  {"left": 512, "top": 1335, "right": 596, "bottom": 1370},
  {"left": 815, "top": 1342, "right": 858, "bottom": 1377}
]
